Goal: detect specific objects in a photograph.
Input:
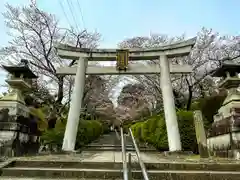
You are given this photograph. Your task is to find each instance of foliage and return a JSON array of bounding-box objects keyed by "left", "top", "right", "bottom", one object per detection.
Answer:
[
  {"left": 177, "top": 110, "right": 197, "bottom": 151},
  {"left": 41, "top": 118, "right": 103, "bottom": 149},
  {"left": 0, "top": 3, "right": 101, "bottom": 104},
  {"left": 0, "top": 3, "right": 115, "bottom": 123},
  {"left": 191, "top": 91, "right": 227, "bottom": 127},
  {"left": 131, "top": 110, "right": 198, "bottom": 152},
  {"left": 115, "top": 83, "right": 152, "bottom": 122},
  {"left": 117, "top": 28, "right": 240, "bottom": 114},
  {"left": 29, "top": 106, "right": 48, "bottom": 131},
  {"left": 98, "top": 120, "right": 111, "bottom": 134},
  {"left": 82, "top": 75, "right": 115, "bottom": 121}
]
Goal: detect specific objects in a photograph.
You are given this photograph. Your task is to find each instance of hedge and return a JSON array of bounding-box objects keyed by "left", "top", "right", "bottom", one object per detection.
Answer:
[
  {"left": 41, "top": 118, "right": 103, "bottom": 149},
  {"left": 131, "top": 110, "right": 197, "bottom": 152}
]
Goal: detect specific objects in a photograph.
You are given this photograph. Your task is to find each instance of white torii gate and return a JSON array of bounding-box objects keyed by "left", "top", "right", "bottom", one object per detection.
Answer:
[{"left": 55, "top": 37, "right": 197, "bottom": 152}]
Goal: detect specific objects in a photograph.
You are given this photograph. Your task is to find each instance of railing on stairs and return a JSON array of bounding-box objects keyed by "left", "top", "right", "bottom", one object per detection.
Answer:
[
  {"left": 120, "top": 127, "right": 129, "bottom": 180},
  {"left": 129, "top": 128, "right": 149, "bottom": 180},
  {"left": 119, "top": 127, "right": 149, "bottom": 180}
]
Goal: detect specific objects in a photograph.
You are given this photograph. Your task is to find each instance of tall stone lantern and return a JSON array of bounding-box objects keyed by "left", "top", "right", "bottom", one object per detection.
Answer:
[
  {"left": 0, "top": 59, "right": 37, "bottom": 115},
  {"left": 0, "top": 59, "right": 38, "bottom": 157},
  {"left": 207, "top": 61, "right": 240, "bottom": 159}
]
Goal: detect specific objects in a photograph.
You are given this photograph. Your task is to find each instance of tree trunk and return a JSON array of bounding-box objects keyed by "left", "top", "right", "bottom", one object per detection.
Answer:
[
  {"left": 68, "top": 82, "right": 73, "bottom": 108},
  {"left": 186, "top": 85, "right": 193, "bottom": 110},
  {"left": 56, "top": 75, "right": 64, "bottom": 104}
]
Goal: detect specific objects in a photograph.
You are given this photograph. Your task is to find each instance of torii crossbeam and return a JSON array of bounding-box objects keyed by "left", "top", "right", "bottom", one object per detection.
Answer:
[{"left": 55, "top": 37, "right": 197, "bottom": 152}]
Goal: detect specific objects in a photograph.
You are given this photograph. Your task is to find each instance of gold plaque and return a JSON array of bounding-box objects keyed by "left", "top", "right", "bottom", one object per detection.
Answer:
[{"left": 116, "top": 49, "right": 129, "bottom": 70}]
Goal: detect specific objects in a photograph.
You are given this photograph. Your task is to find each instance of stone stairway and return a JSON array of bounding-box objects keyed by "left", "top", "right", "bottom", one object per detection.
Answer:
[
  {"left": 1, "top": 132, "right": 240, "bottom": 179},
  {"left": 1, "top": 157, "right": 240, "bottom": 179},
  {"left": 84, "top": 132, "right": 156, "bottom": 152}
]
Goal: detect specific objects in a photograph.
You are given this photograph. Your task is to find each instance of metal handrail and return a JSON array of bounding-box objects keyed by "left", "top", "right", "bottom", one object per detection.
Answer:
[
  {"left": 114, "top": 128, "right": 120, "bottom": 140},
  {"left": 129, "top": 128, "right": 149, "bottom": 180},
  {"left": 120, "top": 127, "right": 128, "bottom": 180}
]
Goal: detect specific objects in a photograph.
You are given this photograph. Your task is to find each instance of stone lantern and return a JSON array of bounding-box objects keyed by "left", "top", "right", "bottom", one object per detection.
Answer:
[
  {"left": 0, "top": 59, "right": 37, "bottom": 116},
  {"left": 207, "top": 61, "right": 240, "bottom": 159},
  {"left": 0, "top": 59, "right": 38, "bottom": 157}
]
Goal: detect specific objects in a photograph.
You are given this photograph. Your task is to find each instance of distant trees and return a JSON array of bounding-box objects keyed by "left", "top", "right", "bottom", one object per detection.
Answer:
[
  {"left": 117, "top": 27, "right": 240, "bottom": 118},
  {"left": 0, "top": 3, "right": 100, "bottom": 104}
]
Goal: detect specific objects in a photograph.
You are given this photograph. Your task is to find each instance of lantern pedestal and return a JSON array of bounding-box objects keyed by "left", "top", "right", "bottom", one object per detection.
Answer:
[{"left": 207, "top": 62, "right": 240, "bottom": 159}]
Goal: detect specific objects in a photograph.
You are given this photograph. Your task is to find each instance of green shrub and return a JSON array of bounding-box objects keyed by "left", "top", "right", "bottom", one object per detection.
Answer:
[
  {"left": 131, "top": 122, "right": 144, "bottom": 141},
  {"left": 41, "top": 120, "right": 65, "bottom": 148},
  {"left": 99, "top": 120, "right": 111, "bottom": 134},
  {"left": 130, "top": 110, "right": 197, "bottom": 152},
  {"left": 123, "top": 120, "right": 138, "bottom": 133},
  {"left": 193, "top": 92, "right": 227, "bottom": 124},
  {"left": 42, "top": 118, "right": 103, "bottom": 149},
  {"left": 151, "top": 118, "right": 168, "bottom": 150},
  {"left": 177, "top": 110, "right": 197, "bottom": 152}
]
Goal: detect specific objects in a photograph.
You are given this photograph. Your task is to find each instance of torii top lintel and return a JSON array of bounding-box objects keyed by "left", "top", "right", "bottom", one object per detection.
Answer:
[{"left": 55, "top": 37, "right": 197, "bottom": 61}]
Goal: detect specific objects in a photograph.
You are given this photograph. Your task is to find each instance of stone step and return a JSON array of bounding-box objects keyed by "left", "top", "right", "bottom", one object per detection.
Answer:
[
  {"left": 5, "top": 160, "right": 240, "bottom": 171},
  {"left": 1, "top": 167, "right": 123, "bottom": 179},
  {"left": 10, "top": 161, "right": 124, "bottom": 169},
  {"left": 84, "top": 144, "right": 156, "bottom": 152},
  {"left": 0, "top": 178, "right": 128, "bottom": 180},
  {"left": 86, "top": 144, "right": 147, "bottom": 148},
  {"left": 84, "top": 147, "right": 157, "bottom": 152},
  {"left": 86, "top": 144, "right": 156, "bottom": 148},
  {"left": 1, "top": 167, "right": 240, "bottom": 180}
]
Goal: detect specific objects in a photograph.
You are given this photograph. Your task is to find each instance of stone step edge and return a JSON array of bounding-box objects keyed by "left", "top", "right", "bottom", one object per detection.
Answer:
[
  {"left": 87, "top": 144, "right": 145, "bottom": 146},
  {"left": 86, "top": 147, "right": 155, "bottom": 150},
  {"left": 3, "top": 167, "right": 240, "bottom": 174},
  {"left": 85, "top": 146, "right": 155, "bottom": 149},
  {"left": 86, "top": 145, "right": 153, "bottom": 148},
  {"left": 83, "top": 148, "right": 156, "bottom": 151},
  {"left": 0, "top": 178, "right": 125, "bottom": 180},
  {"left": 8, "top": 159, "right": 240, "bottom": 165}
]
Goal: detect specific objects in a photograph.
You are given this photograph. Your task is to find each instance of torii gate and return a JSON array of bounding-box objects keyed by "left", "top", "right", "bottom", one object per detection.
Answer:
[{"left": 55, "top": 37, "right": 197, "bottom": 152}]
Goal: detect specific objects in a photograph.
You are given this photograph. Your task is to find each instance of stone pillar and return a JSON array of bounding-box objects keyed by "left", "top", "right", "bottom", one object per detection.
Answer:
[
  {"left": 159, "top": 55, "right": 182, "bottom": 151},
  {"left": 62, "top": 57, "right": 87, "bottom": 151},
  {"left": 193, "top": 110, "right": 209, "bottom": 158}
]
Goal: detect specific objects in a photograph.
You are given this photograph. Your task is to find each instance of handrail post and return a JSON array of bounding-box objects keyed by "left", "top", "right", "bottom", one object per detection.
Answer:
[
  {"left": 121, "top": 128, "right": 128, "bottom": 180},
  {"left": 129, "top": 128, "right": 149, "bottom": 180},
  {"left": 128, "top": 153, "right": 132, "bottom": 180}
]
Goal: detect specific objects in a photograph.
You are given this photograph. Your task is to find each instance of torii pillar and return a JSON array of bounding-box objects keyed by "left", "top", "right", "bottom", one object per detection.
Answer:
[
  {"left": 62, "top": 58, "right": 88, "bottom": 151},
  {"left": 55, "top": 37, "right": 196, "bottom": 152},
  {"left": 160, "top": 55, "right": 181, "bottom": 151}
]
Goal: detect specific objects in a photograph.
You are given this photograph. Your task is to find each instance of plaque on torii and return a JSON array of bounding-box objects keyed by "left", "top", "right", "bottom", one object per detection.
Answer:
[{"left": 116, "top": 49, "right": 129, "bottom": 71}]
